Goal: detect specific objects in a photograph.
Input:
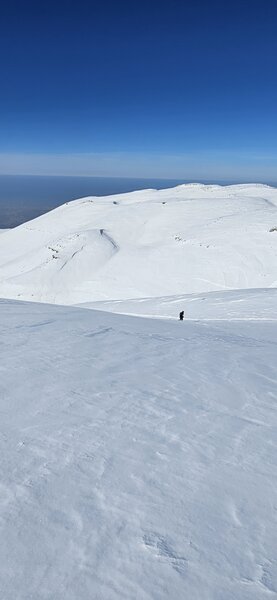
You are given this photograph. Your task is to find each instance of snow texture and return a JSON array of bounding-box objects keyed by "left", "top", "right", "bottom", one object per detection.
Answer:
[
  {"left": 0, "top": 184, "right": 277, "bottom": 599},
  {"left": 0, "top": 300, "right": 277, "bottom": 599}
]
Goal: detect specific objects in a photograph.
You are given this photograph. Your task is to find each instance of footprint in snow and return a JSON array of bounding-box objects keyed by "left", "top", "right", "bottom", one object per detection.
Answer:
[{"left": 143, "top": 532, "right": 187, "bottom": 575}]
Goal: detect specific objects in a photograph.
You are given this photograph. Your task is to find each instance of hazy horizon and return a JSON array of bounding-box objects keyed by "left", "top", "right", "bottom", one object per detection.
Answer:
[
  {"left": 1, "top": 2, "right": 277, "bottom": 181},
  {"left": 1, "top": 174, "right": 277, "bottom": 229}
]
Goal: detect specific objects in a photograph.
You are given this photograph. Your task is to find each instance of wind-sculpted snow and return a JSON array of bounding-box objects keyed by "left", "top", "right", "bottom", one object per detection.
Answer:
[
  {"left": 0, "top": 299, "right": 277, "bottom": 599},
  {"left": 0, "top": 184, "right": 277, "bottom": 598},
  {"left": 0, "top": 183, "right": 277, "bottom": 304},
  {"left": 0, "top": 229, "right": 118, "bottom": 303}
]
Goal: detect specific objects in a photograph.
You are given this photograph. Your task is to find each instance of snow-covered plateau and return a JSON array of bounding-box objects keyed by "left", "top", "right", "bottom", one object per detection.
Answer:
[{"left": 0, "top": 184, "right": 277, "bottom": 599}]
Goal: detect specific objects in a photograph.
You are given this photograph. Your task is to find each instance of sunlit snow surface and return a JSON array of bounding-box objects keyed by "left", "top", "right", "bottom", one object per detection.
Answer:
[
  {"left": 78, "top": 287, "right": 277, "bottom": 321},
  {"left": 0, "top": 183, "right": 277, "bottom": 304},
  {"left": 0, "top": 184, "right": 277, "bottom": 599},
  {"left": 1, "top": 299, "right": 277, "bottom": 599}
]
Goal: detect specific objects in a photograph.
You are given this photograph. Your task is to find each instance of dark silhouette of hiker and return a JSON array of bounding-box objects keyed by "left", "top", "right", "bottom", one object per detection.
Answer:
[{"left": 179, "top": 310, "right": 184, "bottom": 321}]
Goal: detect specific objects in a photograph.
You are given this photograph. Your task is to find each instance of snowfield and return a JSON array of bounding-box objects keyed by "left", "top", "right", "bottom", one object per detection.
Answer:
[
  {"left": 78, "top": 287, "right": 277, "bottom": 321},
  {"left": 0, "top": 184, "right": 277, "bottom": 599},
  {"left": 1, "top": 300, "right": 277, "bottom": 600},
  {"left": 0, "top": 183, "right": 277, "bottom": 304}
]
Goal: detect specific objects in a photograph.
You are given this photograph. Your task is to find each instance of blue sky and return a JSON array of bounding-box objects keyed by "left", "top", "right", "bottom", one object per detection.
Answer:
[{"left": 0, "top": 0, "right": 277, "bottom": 180}]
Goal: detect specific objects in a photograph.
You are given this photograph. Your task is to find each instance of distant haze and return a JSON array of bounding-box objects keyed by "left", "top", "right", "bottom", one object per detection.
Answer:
[
  {"left": 1, "top": 3, "right": 277, "bottom": 187},
  {"left": 2, "top": 175, "right": 276, "bottom": 229}
]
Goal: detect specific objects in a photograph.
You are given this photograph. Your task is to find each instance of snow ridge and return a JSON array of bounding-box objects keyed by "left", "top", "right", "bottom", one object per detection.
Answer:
[{"left": 0, "top": 183, "right": 277, "bottom": 304}]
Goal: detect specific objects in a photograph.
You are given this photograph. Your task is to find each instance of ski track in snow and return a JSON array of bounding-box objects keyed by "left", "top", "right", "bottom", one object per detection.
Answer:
[{"left": 0, "top": 300, "right": 277, "bottom": 599}]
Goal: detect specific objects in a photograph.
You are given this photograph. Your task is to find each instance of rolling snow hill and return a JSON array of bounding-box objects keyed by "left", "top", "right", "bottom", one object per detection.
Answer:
[
  {"left": 1, "top": 299, "right": 277, "bottom": 600},
  {"left": 0, "top": 183, "right": 277, "bottom": 305},
  {"left": 1, "top": 184, "right": 277, "bottom": 599}
]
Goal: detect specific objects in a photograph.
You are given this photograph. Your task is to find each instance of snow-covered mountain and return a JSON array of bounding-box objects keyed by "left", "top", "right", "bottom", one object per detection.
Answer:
[
  {"left": 1, "top": 184, "right": 277, "bottom": 599},
  {"left": 0, "top": 183, "right": 277, "bottom": 305}
]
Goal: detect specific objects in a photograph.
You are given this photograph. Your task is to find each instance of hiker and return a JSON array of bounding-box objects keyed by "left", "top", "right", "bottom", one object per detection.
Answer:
[{"left": 179, "top": 310, "right": 184, "bottom": 321}]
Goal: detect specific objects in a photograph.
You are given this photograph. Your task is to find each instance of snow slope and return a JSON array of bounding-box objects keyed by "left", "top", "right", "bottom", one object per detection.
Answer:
[
  {"left": 78, "top": 287, "right": 277, "bottom": 321},
  {"left": 1, "top": 299, "right": 277, "bottom": 600},
  {"left": 0, "top": 183, "right": 277, "bottom": 304}
]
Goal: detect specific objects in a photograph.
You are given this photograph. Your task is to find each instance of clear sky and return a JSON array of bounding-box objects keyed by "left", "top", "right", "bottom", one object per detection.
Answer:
[{"left": 0, "top": 0, "right": 277, "bottom": 180}]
